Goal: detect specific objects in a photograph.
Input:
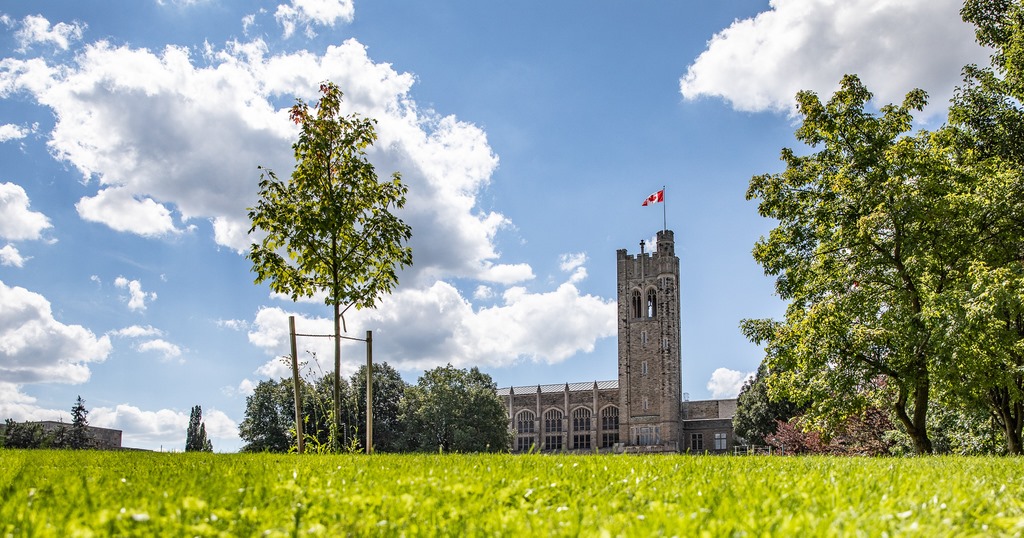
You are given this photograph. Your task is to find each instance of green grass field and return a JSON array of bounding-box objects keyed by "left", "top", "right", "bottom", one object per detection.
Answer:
[{"left": 2, "top": 450, "right": 1023, "bottom": 536}]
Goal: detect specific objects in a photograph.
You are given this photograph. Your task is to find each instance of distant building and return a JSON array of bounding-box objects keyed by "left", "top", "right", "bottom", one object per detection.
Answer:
[{"left": 498, "top": 230, "right": 737, "bottom": 453}]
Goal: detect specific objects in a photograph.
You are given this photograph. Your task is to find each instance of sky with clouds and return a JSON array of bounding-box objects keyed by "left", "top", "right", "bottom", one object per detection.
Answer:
[{"left": 0, "top": 0, "right": 990, "bottom": 451}]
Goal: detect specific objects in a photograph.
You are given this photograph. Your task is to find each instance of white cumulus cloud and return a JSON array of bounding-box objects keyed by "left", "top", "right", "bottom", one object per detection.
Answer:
[
  {"left": 0, "top": 123, "right": 28, "bottom": 142},
  {"left": 248, "top": 276, "right": 617, "bottom": 377},
  {"left": 76, "top": 187, "right": 179, "bottom": 237},
  {"left": 90, "top": 404, "right": 238, "bottom": 451},
  {"left": 275, "top": 0, "right": 354, "bottom": 39},
  {"left": 680, "top": 0, "right": 990, "bottom": 118},
  {"left": 0, "top": 244, "right": 26, "bottom": 267},
  {"left": 706, "top": 367, "right": 754, "bottom": 399},
  {"left": 114, "top": 276, "right": 157, "bottom": 312},
  {"left": 109, "top": 325, "right": 164, "bottom": 338},
  {"left": 0, "top": 182, "right": 51, "bottom": 241},
  {"left": 136, "top": 339, "right": 183, "bottom": 360},
  {"left": 0, "top": 280, "right": 112, "bottom": 384},
  {"left": 15, "top": 14, "right": 85, "bottom": 52},
  {"left": 0, "top": 36, "right": 519, "bottom": 285}
]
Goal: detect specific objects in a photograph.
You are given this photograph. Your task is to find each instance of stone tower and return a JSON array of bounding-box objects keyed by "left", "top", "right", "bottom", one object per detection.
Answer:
[{"left": 616, "top": 230, "right": 682, "bottom": 451}]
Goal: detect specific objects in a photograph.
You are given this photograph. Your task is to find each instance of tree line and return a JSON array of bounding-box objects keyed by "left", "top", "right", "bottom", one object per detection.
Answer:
[
  {"left": 738, "top": 0, "right": 1024, "bottom": 455},
  {"left": 2, "top": 396, "right": 93, "bottom": 449},
  {"left": 237, "top": 362, "right": 511, "bottom": 453}
]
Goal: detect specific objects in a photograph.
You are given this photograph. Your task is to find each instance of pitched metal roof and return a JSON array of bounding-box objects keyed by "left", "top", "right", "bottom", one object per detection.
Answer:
[{"left": 496, "top": 380, "right": 618, "bottom": 396}]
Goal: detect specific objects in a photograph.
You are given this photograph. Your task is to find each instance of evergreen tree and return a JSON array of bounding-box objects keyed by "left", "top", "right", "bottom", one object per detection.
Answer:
[
  {"left": 186, "top": 405, "right": 214, "bottom": 452},
  {"left": 733, "top": 362, "right": 802, "bottom": 446},
  {"left": 68, "top": 395, "right": 90, "bottom": 449}
]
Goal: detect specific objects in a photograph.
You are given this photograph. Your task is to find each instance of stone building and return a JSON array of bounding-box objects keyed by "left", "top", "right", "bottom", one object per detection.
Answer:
[{"left": 497, "top": 230, "right": 737, "bottom": 453}]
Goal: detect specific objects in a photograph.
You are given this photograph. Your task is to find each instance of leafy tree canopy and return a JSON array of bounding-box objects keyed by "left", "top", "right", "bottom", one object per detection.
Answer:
[
  {"left": 743, "top": 74, "right": 983, "bottom": 454},
  {"left": 402, "top": 365, "right": 511, "bottom": 453}
]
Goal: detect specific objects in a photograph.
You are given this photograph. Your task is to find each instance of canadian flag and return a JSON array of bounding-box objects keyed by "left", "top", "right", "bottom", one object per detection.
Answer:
[{"left": 642, "top": 189, "right": 664, "bottom": 206}]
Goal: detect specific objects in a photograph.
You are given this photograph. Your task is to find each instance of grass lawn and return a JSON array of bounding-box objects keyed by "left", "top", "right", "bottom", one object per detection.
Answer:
[{"left": 2, "top": 450, "right": 1023, "bottom": 536}]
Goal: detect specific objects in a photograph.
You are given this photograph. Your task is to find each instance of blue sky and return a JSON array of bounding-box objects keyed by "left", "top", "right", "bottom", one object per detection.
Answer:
[{"left": 0, "top": 0, "right": 989, "bottom": 451}]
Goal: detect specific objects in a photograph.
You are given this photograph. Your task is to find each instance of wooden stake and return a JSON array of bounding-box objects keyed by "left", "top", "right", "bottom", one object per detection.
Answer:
[
  {"left": 366, "top": 330, "right": 373, "bottom": 455},
  {"left": 289, "top": 316, "right": 304, "bottom": 454}
]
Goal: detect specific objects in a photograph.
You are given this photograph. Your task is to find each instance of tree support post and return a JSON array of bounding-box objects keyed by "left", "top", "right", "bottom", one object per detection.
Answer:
[
  {"left": 289, "top": 316, "right": 304, "bottom": 454},
  {"left": 366, "top": 330, "right": 373, "bottom": 454}
]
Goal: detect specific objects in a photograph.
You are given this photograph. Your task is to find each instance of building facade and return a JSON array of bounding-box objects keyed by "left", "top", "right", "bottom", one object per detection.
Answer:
[{"left": 497, "top": 230, "right": 737, "bottom": 453}]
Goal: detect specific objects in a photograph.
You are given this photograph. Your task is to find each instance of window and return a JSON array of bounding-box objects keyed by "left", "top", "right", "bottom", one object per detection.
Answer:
[
  {"left": 714, "top": 432, "right": 727, "bottom": 451},
  {"left": 690, "top": 433, "right": 703, "bottom": 451},
  {"left": 601, "top": 432, "right": 619, "bottom": 448},
  {"left": 646, "top": 289, "right": 657, "bottom": 318},
  {"left": 632, "top": 290, "right": 642, "bottom": 318},
  {"left": 601, "top": 406, "right": 619, "bottom": 431},
  {"left": 544, "top": 410, "right": 563, "bottom": 433},
  {"left": 641, "top": 361, "right": 648, "bottom": 375},
  {"left": 544, "top": 435, "right": 563, "bottom": 451},
  {"left": 637, "top": 427, "right": 655, "bottom": 445},
  {"left": 516, "top": 411, "right": 535, "bottom": 434},
  {"left": 572, "top": 408, "right": 591, "bottom": 432},
  {"left": 662, "top": 337, "right": 669, "bottom": 351},
  {"left": 516, "top": 436, "right": 534, "bottom": 452},
  {"left": 640, "top": 331, "right": 647, "bottom": 346},
  {"left": 570, "top": 408, "right": 592, "bottom": 449},
  {"left": 642, "top": 397, "right": 649, "bottom": 411}
]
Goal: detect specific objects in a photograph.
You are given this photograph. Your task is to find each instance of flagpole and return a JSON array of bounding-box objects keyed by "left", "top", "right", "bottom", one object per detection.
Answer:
[{"left": 662, "top": 185, "right": 667, "bottom": 232}]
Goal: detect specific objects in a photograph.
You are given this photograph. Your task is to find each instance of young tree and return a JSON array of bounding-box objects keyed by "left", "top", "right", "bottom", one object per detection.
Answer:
[
  {"left": 248, "top": 82, "right": 413, "bottom": 448},
  {"left": 402, "top": 365, "right": 511, "bottom": 453},
  {"left": 743, "top": 75, "right": 979, "bottom": 454},
  {"left": 185, "top": 405, "right": 214, "bottom": 452},
  {"left": 68, "top": 395, "right": 91, "bottom": 449}
]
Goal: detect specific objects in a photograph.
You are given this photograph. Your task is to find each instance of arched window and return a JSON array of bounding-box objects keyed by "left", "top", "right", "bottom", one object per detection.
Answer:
[
  {"left": 544, "top": 409, "right": 563, "bottom": 433},
  {"left": 544, "top": 409, "right": 563, "bottom": 451},
  {"left": 646, "top": 288, "right": 657, "bottom": 318},
  {"left": 516, "top": 410, "right": 535, "bottom": 434},
  {"left": 631, "top": 290, "right": 642, "bottom": 318},
  {"left": 572, "top": 408, "right": 591, "bottom": 432},
  {"left": 601, "top": 406, "right": 619, "bottom": 430},
  {"left": 572, "top": 408, "right": 592, "bottom": 450},
  {"left": 600, "top": 406, "right": 619, "bottom": 448}
]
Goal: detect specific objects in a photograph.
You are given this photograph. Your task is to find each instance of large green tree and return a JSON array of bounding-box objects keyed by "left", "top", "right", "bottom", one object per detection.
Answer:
[
  {"left": 239, "top": 375, "right": 353, "bottom": 453},
  {"left": 248, "top": 81, "right": 413, "bottom": 448},
  {"left": 743, "top": 75, "right": 979, "bottom": 454},
  {"left": 349, "top": 362, "right": 407, "bottom": 452},
  {"left": 402, "top": 365, "right": 511, "bottom": 453},
  {"left": 239, "top": 380, "right": 294, "bottom": 452},
  {"left": 934, "top": 0, "right": 1024, "bottom": 455}
]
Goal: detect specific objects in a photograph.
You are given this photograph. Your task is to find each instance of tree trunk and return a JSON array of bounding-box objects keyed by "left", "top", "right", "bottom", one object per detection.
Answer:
[
  {"left": 988, "top": 385, "right": 1024, "bottom": 455},
  {"left": 893, "top": 379, "right": 933, "bottom": 454}
]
